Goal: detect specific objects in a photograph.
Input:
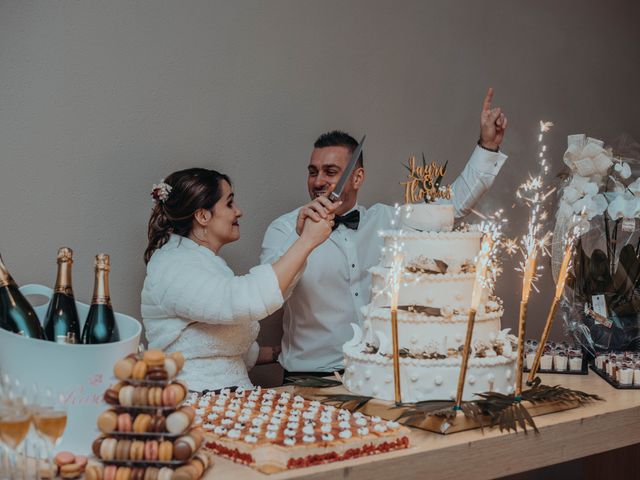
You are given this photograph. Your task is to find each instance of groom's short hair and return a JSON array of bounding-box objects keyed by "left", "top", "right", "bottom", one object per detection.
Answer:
[{"left": 314, "top": 130, "right": 363, "bottom": 167}]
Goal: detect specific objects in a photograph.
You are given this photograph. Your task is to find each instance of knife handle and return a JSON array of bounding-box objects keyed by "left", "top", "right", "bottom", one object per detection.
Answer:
[{"left": 328, "top": 192, "right": 341, "bottom": 202}]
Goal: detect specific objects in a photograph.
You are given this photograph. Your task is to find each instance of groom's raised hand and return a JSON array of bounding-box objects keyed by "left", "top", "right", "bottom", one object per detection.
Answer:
[
  {"left": 479, "top": 87, "right": 508, "bottom": 151},
  {"left": 296, "top": 196, "right": 341, "bottom": 236}
]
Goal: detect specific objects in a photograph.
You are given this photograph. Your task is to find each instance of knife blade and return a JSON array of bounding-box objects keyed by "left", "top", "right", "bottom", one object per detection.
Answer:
[{"left": 329, "top": 135, "right": 366, "bottom": 202}]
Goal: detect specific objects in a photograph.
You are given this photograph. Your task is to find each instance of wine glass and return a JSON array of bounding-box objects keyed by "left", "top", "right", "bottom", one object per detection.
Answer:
[
  {"left": 0, "top": 400, "right": 32, "bottom": 479},
  {"left": 32, "top": 389, "right": 67, "bottom": 477}
]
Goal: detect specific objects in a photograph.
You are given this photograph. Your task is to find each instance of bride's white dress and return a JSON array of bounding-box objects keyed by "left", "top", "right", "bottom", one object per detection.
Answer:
[{"left": 141, "top": 234, "right": 284, "bottom": 392}]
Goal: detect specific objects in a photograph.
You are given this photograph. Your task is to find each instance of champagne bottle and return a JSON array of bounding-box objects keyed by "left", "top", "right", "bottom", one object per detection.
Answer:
[
  {"left": 81, "top": 253, "right": 120, "bottom": 344},
  {"left": 0, "top": 254, "right": 45, "bottom": 339},
  {"left": 44, "top": 247, "right": 81, "bottom": 344}
]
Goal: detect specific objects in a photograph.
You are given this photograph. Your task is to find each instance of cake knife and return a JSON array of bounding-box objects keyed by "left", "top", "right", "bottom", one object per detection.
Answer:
[{"left": 329, "top": 135, "right": 366, "bottom": 202}]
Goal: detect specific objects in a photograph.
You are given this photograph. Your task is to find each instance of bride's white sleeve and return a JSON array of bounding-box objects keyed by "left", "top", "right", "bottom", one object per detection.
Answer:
[
  {"left": 243, "top": 341, "right": 260, "bottom": 370},
  {"left": 159, "top": 260, "right": 284, "bottom": 325}
]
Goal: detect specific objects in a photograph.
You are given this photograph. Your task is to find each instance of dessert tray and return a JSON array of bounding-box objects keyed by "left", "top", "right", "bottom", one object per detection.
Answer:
[{"left": 191, "top": 386, "right": 410, "bottom": 474}]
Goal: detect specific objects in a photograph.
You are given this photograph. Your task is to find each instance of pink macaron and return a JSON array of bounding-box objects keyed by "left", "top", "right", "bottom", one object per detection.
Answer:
[
  {"left": 161, "top": 387, "right": 176, "bottom": 407},
  {"left": 117, "top": 413, "right": 132, "bottom": 433},
  {"left": 103, "top": 465, "right": 117, "bottom": 480},
  {"left": 54, "top": 451, "right": 75, "bottom": 467},
  {"left": 144, "top": 440, "right": 159, "bottom": 461}
]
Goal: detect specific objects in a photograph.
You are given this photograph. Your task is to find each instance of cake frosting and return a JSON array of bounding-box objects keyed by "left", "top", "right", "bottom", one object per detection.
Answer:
[{"left": 343, "top": 203, "right": 517, "bottom": 403}]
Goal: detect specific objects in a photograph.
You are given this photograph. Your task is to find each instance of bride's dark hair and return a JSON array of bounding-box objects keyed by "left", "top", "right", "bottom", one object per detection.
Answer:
[{"left": 144, "top": 168, "right": 231, "bottom": 264}]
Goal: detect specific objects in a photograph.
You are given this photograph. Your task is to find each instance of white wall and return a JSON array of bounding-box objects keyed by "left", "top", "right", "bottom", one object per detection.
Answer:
[{"left": 1, "top": 1, "right": 639, "bottom": 361}]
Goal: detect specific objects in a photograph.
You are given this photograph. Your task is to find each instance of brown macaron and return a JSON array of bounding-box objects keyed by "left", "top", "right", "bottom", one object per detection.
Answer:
[
  {"left": 143, "top": 349, "right": 165, "bottom": 367},
  {"left": 103, "top": 389, "right": 119, "bottom": 405},
  {"left": 146, "top": 366, "right": 168, "bottom": 382},
  {"left": 132, "top": 386, "right": 149, "bottom": 407},
  {"left": 173, "top": 435, "right": 196, "bottom": 461},
  {"left": 131, "top": 468, "right": 145, "bottom": 480},
  {"left": 150, "top": 415, "right": 166, "bottom": 433},
  {"left": 115, "top": 439, "right": 132, "bottom": 461},
  {"left": 143, "top": 467, "right": 159, "bottom": 480},
  {"left": 92, "top": 437, "right": 105, "bottom": 458}
]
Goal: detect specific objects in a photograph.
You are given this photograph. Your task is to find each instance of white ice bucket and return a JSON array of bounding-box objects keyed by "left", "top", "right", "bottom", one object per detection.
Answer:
[{"left": 0, "top": 284, "right": 141, "bottom": 454}]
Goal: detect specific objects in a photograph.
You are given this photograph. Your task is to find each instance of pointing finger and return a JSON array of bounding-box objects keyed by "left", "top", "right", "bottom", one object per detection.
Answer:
[
  {"left": 482, "top": 87, "right": 494, "bottom": 112},
  {"left": 488, "top": 107, "right": 502, "bottom": 123}
]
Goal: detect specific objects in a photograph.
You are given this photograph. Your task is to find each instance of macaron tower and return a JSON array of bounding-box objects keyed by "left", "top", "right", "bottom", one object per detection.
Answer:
[{"left": 87, "top": 350, "right": 213, "bottom": 480}]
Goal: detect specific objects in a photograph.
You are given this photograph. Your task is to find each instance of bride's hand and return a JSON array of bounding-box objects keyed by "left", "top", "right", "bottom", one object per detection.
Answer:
[
  {"left": 300, "top": 214, "right": 334, "bottom": 248},
  {"left": 296, "top": 197, "right": 341, "bottom": 235}
]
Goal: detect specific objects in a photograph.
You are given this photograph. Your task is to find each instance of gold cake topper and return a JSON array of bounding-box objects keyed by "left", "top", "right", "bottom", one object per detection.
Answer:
[{"left": 401, "top": 154, "right": 451, "bottom": 203}]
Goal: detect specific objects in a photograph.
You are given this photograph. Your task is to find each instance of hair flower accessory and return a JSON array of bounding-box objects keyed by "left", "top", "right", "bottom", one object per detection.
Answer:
[{"left": 151, "top": 181, "right": 172, "bottom": 204}]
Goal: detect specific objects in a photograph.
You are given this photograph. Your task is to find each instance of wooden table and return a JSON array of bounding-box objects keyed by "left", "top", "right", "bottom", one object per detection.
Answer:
[{"left": 205, "top": 372, "right": 640, "bottom": 479}]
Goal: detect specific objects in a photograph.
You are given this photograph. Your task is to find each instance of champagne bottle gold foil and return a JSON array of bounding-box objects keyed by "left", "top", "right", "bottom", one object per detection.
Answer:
[
  {"left": 54, "top": 247, "right": 74, "bottom": 295},
  {"left": 0, "top": 255, "right": 14, "bottom": 287},
  {"left": 92, "top": 253, "right": 112, "bottom": 306}
]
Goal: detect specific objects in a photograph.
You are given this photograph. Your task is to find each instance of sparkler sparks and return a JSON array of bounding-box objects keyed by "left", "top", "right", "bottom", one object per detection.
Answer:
[
  {"left": 514, "top": 120, "right": 556, "bottom": 293},
  {"left": 514, "top": 120, "right": 555, "bottom": 397}
]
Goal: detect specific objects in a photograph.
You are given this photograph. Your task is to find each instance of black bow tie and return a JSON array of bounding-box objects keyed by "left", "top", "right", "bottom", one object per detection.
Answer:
[{"left": 332, "top": 210, "right": 360, "bottom": 231}]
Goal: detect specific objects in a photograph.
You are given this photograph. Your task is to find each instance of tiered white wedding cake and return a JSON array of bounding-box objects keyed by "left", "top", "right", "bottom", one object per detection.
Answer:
[{"left": 342, "top": 204, "right": 517, "bottom": 403}]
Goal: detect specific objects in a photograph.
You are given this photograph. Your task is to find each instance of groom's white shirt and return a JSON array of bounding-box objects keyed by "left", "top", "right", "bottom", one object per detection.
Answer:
[{"left": 260, "top": 145, "right": 507, "bottom": 373}]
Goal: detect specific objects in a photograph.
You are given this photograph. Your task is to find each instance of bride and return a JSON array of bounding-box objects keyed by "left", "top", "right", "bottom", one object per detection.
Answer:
[{"left": 141, "top": 168, "right": 336, "bottom": 391}]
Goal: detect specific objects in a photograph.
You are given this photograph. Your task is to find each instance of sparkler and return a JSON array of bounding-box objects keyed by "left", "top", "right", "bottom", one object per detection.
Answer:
[
  {"left": 514, "top": 120, "right": 555, "bottom": 398},
  {"left": 455, "top": 232, "right": 496, "bottom": 409},
  {"left": 390, "top": 251, "right": 404, "bottom": 405},
  {"left": 527, "top": 236, "right": 574, "bottom": 383},
  {"left": 380, "top": 204, "right": 405, "bottom": 405}
]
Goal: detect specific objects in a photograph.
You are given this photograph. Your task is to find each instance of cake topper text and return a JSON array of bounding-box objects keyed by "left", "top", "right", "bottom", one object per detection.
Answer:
[{"left": 401, "top": 154, "right": 452, "bottom": 203}]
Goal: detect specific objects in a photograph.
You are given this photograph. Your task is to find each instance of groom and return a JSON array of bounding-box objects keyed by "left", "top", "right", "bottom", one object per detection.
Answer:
[{"left": 260, "top": 88, "right": 508, "bottom": 379}]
